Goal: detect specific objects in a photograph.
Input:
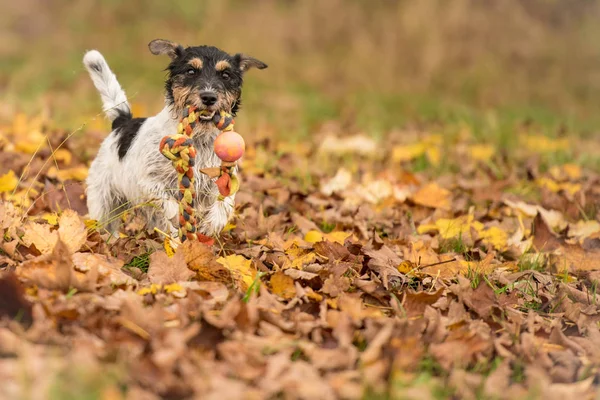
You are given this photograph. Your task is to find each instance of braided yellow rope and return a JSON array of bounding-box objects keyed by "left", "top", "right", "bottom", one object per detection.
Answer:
[{"left": 159, "top": 105, "right": 239, "bottom": 244}]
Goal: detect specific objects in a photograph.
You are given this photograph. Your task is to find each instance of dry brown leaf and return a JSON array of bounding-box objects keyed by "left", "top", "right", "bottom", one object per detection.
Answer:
[
  {"left": 532, "top": 213, "right": 600, "bottom": 272},
  {"left": 181, "top": 240, "right": 234, "bottom": 284},
  {"left": 22, "top": 210, "right": 86, "bottom": 254},
  {"left": 72, "top": 252, "right": 135, "bottom": 286},
  {"left": 148, "top": 251, "right": 194, "bottom": 285},
  {"left": 402, "top": 288, "right": 444, "bottom": 318}
]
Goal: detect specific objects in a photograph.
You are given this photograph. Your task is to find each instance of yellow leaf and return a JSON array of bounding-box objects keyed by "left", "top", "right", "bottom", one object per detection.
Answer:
[
  {"left": 537, "top": 177, "right": 581, "bottom": 196},
  {"left": 164, "top": 283, "right": 183, "bottom": 292},
  {"left": 222, "top": 222, "right": 236, "bottom": 232},
  {"left": 426, "top": 147, "right": 441, "bottom": 167},
  {"left": 163, "top": 238, "right": 175, "bottom": 257},
  {"left": 15, "top": 140, "right": 44, "bottom": 154},
  {"left": 41, "top": 213, "right": 59, "bottom": 225},
  {"left": 7, "top": 189, "right": 31, "bottom": 207},
  {"left": 391, "top": 143, "right": 426, "bottom": 163},
  {"left": 398, "top": 260, "right": 416, "bottom": 274},
  {"left": 325, "top": 231, "right": 351, "bottom": 244},
  {"left": 326, "top": 298, "right": 338, "bottom": 309},
  {"left": 53, "top": 149, "right": 73, "bottom": 166},
  {"left": 423, "top": 134, "right": 443, "bottom": 146},
  {"left": 11, "top": 113, "right": 28, "bottom": 135},
  {"left": 0, "top": 170, "right": 18, "bottom": 193},
  {"left": 85, "top": 219, "right": 99, "bottom": 230},
  {"left": 164, "top": 283, "right": 186, "bottom": 297},
  {"left": 468, "top": 144, "right": 495, "bottom": 161},
  {"left": 305, "top": 288, "right": 323, "bottom": 302},
  {"left": 138, "top": 284, "right": 161, "bottom": 295},
  {"left": 47, "top": 166, "right": 89, "bottom": 182},
  {"left": 562, "top": 164, "right": 582, "bottom": 180},
  {"left": 536, "top": 177, "right": 560, "bottom": 192},
  {"left": 416, "top": 223, "right": 437, "bottom": 235},
  {"left": 291, "top": 251, "right": 318, "bottom": 269},
  {"left": 304, "top": 230, "right": 324, "bottom": 243},
  {"left": 521, "top": 135, "right": 569, "bottom": 153},
  {"left": 479, "top": 226, "right": 508, "bottom": 251},
  {"left": 216, "top": 254, "right": 256, "bottom": 290},
  {"left": 411, "top": 182, "right": 451, "bottom": 210},
  {"left": 419, "top": 215, "right": 486, "bottom": 243},
  {"left": 434, "top": 215, "right": 478, "bottom": 239},
  {"left": 270, "top": 272, "right": 296, "bottom": 299}
]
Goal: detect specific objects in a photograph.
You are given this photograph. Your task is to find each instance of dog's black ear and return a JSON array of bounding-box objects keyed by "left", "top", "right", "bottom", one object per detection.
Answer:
[
  {"left": 235, "top": 54, "right": 268, "bottom": 72},
  {"left": 149, "top": 39, "right": 184, "bottom": 60}
]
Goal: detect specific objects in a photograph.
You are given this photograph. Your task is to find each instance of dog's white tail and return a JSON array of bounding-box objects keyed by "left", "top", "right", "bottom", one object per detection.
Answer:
[{"left": 83, "top": 50, "right": 131, "bottom": 122}]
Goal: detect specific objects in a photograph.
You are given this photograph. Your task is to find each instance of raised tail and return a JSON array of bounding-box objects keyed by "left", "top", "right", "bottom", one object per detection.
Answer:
[{"left": 83, "top": 50, "right": 131, "bottom": 127}]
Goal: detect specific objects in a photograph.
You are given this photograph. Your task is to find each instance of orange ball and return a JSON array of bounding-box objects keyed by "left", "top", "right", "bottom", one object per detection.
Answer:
[{"left": 214, "top": 131, "right": 245, "bottom": 162}]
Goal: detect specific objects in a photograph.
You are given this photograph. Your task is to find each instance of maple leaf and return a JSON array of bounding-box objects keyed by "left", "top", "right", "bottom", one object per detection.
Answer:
[
  {"left": 148, "top": 251, "right": 194, "bottom": 285},
  {"left": 182, "top": 240, "right": 234, "bottom": 284},
  {"left": 22, "top": 209, "right": 87, "bottom": 255},
  {"left": 19, "top": 239, "right": 77, "bottom": 292}
]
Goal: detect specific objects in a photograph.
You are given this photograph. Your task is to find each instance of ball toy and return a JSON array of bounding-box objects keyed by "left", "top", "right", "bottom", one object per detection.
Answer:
[{"left": 214, "top": 131, "right": 245, "bottom": 162}]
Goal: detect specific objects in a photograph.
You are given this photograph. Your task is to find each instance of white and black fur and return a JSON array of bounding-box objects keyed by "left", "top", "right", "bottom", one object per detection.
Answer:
[{"left": 83, "top": 39, "right": 267, "bottom": 238}]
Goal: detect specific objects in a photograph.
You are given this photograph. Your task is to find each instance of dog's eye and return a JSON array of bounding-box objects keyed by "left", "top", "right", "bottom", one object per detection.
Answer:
[
  {"left": 221, "top": 72, "right": 230, "bottom": 81},
  {"left": 186, "top": 69, "right": 196, "bottom": 75}
]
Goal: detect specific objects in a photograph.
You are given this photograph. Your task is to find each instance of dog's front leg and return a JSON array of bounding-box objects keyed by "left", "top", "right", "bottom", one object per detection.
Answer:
[
  {"left": 193, "top": 171, "right": 235, "bottom": 237},
  {"left": 201, "top": 194, "right": 235, "bottom": 236}
]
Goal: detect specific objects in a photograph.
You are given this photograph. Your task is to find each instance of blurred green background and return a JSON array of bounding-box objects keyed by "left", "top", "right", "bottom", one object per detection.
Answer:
[{"left": 2, "top": 0, "right": 600, "bottom": 140}]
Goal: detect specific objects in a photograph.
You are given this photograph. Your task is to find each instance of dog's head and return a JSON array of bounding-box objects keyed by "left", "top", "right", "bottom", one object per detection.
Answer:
[{"left": 149, "top": 39, "right": 267, "bottom": 122}]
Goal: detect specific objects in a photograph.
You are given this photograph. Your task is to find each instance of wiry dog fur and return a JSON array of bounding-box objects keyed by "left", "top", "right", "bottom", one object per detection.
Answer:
[{"left": 83, "top": 39, "right": 267, "bottom": 237}]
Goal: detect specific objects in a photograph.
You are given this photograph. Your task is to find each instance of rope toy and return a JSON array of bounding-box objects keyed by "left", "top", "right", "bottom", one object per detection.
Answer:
[{"left": 159, "top": 105, "right": 245, "bottom": 244}]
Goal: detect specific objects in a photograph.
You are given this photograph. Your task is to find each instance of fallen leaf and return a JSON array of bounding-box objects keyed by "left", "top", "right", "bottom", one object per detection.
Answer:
[
  {"left": 216, "top": 254, "right": 256, "bottom": 290},
  {"left": 0, "top": 272, "right": 33, "bottom": 327},
  {"left": 391, "top": 143, "right": 426, "bottom": 163},
  {"left": 0, "top": 170, "right": 18, "bottom": 193},
  {"left": 468, "top": 144, "right": 494, "bottom": 161},
  {"left": 402, "top": 288, "right": 444, "bottom": 318},
  {"left": 411, "top": 182, "right": 451, "bottom": 210},
  {"left": 321, "top": 168, "right": 352, "bottom": 196},
  {"left": 270, "top": 272, "right": 296, "bottom": 299},
  {"left": 46, "top": 166, "right": 89, "bottom": 182},
  {"left": 72, "top": 252, "right": 134, "bottom": 286},
  {"left": 148, "top": 251, "right": 194, "bottom": 285}
]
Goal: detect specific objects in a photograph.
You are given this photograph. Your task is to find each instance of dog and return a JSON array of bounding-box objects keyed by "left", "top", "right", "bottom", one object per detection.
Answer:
[{"left": 83, "top": 39, "right": 267, "bottom": 238}]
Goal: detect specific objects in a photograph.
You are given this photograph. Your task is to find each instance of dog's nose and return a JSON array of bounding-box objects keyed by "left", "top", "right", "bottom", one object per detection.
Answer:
[{"left": 200, "top": 91, "right": 217, "bottom": 107}]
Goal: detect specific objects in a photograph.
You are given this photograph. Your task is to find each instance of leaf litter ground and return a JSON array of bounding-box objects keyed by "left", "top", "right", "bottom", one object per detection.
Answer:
[{"left": 1, "top": 114, "right": 600, "bottom": 399}]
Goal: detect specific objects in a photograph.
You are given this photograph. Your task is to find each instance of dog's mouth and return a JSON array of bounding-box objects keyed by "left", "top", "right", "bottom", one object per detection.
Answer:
[{"left": 198, "top": 109, "right": 216, "bottom": 121}]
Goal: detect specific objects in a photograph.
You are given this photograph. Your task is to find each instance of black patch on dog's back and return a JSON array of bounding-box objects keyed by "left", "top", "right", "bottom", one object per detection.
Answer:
[
  {"left": 112, "top": 108, "right": 133, "bottom": 131},
  {"left": 114, "top": 117, "right": 146, "bottom": 160}
]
